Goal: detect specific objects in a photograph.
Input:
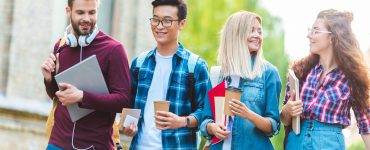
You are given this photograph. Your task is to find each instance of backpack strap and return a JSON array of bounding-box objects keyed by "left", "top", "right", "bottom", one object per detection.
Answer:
[
  {"left": 45, "top": 38, "right": 66, "bottom": 139},
  {"left": 210, "top": 66, "right": 222, "bottom": 87},
  {"left": 187, "top": 53, "right": 199, "bottom": 112},
  {"left": 133, "top": 51, "right": 150, "bottom": 80},
  {"left": 188, "top": 53, "right": 199, "bottom": 74},
  {"left": 136, "top": 51, "right": 150, "bottom": 68}
]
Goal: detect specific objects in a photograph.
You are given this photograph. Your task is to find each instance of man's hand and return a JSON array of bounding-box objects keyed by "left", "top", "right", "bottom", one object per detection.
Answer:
[
  {"left": 122, "top": 123, "right": 138, "bottom": 137},
  {"left": 207, "top": 122, "right": 230, "bottom": 140},
  {"left": 155, "top": 111, "right": 185, "bottom": 130},
  {"left": 41, "top": 53, "right": 59, "bottom": 83},
  {"left": 55, "top": 83, "right": 83, "bottom": 106}
]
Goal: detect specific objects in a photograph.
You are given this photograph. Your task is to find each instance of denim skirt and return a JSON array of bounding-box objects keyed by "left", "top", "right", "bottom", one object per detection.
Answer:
[{"left": 286, "top": 120, "right": 345, "bottom": 150}]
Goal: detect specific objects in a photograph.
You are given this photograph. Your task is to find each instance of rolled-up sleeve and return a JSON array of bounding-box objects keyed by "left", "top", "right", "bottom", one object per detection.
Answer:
[
  {"left": 263, "top": 66, "right": 282, "bottom": 137},
  {"left": 189, "top": 59, "right": 210, "bottom": 130},
  {"left": 265, "top": 117, "right": 280, "bottom": 137},
  {"left": 200, "top": 83, "right": 214, "bottom": 140},
  {"left": 353, "top": 105, "right": 370, "bottom": 134},
  {"left": 200, "top": 118, "right": 214, "bottom": 140}
]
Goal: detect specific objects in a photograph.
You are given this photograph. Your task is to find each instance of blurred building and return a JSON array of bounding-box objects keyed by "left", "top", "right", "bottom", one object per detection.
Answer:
[{"left": 0, "top": 0, "right": 154, "bottom": 149}]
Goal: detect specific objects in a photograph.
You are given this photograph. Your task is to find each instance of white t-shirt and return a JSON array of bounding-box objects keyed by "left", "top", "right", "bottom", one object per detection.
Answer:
[{"left": 136, "top": 52, "right": 173, "bottom": 150}]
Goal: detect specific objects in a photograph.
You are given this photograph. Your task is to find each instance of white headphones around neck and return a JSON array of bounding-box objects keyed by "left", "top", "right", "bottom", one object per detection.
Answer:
[{"left": 63, "top": 24, "right": 99, "bottom": 47}]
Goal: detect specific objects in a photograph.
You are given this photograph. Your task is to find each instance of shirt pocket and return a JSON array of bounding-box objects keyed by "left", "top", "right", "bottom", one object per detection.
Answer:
[
  {"left": 169, "top": 73, "right": 188, "bottom": 100},
  {"left": 241, "top": 81, "right": 264, "bottom": 102},
  {"left": 170, "top": 73, "right": 188, "bottom": 87},
  {"left": 324, "top": 86, "right": 347, "bottom": 102}
]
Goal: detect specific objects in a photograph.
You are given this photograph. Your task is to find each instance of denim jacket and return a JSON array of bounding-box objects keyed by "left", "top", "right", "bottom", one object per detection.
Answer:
[{"left": 200, "top": 61, "right": 282, "bottom": 150}]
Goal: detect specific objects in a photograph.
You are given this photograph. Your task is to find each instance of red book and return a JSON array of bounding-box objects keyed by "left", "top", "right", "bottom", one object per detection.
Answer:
[{"left": 207, "top": 81, "right": 226, "bottom": 144}]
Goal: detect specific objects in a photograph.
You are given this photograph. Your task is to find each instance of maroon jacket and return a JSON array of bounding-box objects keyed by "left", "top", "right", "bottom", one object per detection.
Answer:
[{"left": 45, "top": 31, "right": 131, "bottom": 149}]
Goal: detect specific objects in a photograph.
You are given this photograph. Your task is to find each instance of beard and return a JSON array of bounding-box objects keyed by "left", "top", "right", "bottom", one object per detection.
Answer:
[{"left": 70, "top": 16, "right": 95, "bottom": 36}]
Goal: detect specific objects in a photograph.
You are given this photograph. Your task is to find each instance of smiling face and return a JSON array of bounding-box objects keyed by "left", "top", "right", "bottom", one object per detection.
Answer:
[
  {"left": 66, "top": 0, "right": 98, "bottom": 36},
  {"left": 307, "top": 18, "right": 332, "bottom": 55},
  {"left": 246, "top": 18, "right": 262, "bottom": 52},
  {"left": 151, "top": 5, "right": 186, "bottom": 46}
]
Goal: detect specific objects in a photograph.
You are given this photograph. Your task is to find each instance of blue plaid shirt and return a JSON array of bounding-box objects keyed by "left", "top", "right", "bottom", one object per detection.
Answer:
[{"left": 129, "top": 43, "right": 210, "bottom": 150}]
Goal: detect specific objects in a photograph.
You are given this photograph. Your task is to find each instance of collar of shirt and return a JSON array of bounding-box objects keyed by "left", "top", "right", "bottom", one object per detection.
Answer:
[{"left": 147, "top": 42, "right": 187, "bottom": 60}]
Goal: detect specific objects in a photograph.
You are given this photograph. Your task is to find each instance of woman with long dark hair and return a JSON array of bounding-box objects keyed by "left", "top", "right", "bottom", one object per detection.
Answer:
[{"left": 281, "top": 9, "right": 370, "bottom": 149}]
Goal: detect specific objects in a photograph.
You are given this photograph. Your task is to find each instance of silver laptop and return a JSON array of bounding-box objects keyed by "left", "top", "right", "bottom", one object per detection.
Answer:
[{"left": 55, "top": 55, "right": 109, "bottom": 122}]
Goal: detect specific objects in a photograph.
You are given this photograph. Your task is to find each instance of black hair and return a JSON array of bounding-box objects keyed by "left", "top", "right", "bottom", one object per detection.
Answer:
[{"left": 152, "top": 0, "right": 187, "bottom": 20}]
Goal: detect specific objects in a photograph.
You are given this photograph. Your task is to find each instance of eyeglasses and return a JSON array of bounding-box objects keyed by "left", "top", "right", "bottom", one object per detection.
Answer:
[
  {"left": 308, "top": 28, "right": 332, "bottom": 36},
  {"left": 149, "top": 18, "right": 179, "bottom": 28}
]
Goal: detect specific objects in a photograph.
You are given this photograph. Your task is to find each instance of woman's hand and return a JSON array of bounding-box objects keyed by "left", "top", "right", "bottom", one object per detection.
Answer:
[
  {"left": 281, "top": 91, "right": 303, "bottom": 126},
  {"left": 229, "top": 99, "right": 251, "bottom": 119},
  {"left": 207, "top": 122, "right": 230, "bottom": 140},
  {"left": 283, "top": 91, "right": 303, "bottom": 117}
]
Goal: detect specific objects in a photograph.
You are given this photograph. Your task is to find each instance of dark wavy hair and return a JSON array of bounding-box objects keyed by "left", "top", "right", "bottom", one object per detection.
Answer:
[
  {"left": 291, "top": 9, "right": 370, "bottom": 113},
  {"left": 152, "top": 0, "right": 187, "bottom": 20}
]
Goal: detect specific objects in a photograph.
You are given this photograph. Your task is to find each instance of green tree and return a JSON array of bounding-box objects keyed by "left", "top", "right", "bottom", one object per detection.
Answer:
[{"left": 181, "top": 0, "right": 289, "bottom": 150}]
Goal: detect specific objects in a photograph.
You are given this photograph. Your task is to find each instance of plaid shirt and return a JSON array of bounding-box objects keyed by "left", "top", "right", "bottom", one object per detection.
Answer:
[
  {"left": 129, "top": 43, "right": 210, "bottom": 150},
  {"left": 284, "top": 64, "right": 370, "bottom": 134}
]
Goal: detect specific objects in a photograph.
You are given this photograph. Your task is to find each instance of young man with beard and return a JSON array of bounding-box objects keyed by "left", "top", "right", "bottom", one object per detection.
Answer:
[
  {"left": 124, "top": 0, "right": 210, "bottom": 150},
  {"left": 41, "top": 0, "right": 131, "bottom": 149}
]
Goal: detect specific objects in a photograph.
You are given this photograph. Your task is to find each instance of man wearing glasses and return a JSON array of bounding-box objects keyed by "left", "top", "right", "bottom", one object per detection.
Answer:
[{"left": 123, "top": 0, "right": 210, "bottom": 150}]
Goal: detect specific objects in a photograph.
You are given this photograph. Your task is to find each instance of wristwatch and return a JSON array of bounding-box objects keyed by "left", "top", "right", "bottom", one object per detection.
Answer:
[{"left": 185, "top": 117, "right": 190, "bottom": 128}]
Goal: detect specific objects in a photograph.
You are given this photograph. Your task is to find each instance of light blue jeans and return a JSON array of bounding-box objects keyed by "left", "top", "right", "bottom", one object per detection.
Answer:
[{"left": 286, "top": 120, "right": 345, "bottom": 150}]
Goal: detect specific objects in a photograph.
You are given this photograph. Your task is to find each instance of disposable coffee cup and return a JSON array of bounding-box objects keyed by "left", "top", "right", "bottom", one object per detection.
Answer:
[
  {"left": 224, "top": 87, "right": 242, "bottom": 116},
  {"left": 154, "top": 101, "right": 170, "bottom": 128}
]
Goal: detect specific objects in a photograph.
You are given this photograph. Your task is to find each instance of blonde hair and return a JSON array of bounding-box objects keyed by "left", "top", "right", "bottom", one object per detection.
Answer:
[{"left": 217, "top": 10, "right": 265, "bottom": 79}]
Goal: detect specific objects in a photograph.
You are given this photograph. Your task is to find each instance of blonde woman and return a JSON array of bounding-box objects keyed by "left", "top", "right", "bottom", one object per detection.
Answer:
[{"left": 200, "top": 11, "right": 282, "bottom": 150}]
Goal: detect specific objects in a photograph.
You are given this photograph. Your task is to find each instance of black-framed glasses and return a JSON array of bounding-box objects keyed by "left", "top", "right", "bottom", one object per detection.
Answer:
[{"left": 149, "top": 18, "right": 180, "bottom": 28}]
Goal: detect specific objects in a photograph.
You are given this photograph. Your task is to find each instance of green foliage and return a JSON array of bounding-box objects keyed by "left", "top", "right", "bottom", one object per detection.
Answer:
[
  {"left": 181, "top": 0, "right": 289, "bottom": 150},
  {"left": 347, "top": 142, "right": 366, "bottom": 150}
]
